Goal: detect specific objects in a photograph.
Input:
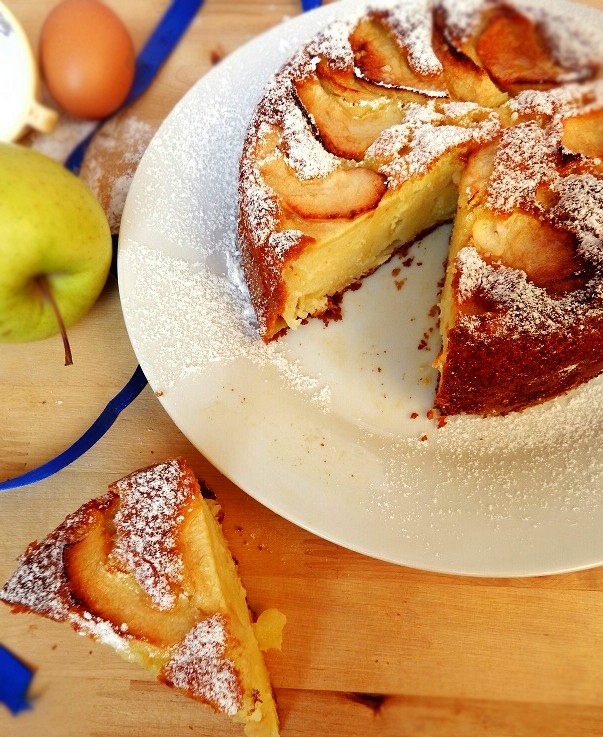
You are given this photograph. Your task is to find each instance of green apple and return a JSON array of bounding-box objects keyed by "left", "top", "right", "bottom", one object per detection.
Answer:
[{"left": 0, "top": 142, "right": 111, "bottom": 363}]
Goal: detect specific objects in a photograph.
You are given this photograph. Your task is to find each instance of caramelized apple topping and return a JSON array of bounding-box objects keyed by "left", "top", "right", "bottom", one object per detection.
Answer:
[
  {"left": 562, "top": 108, "right": 603, "bottom": 160},
  {"left": 350, "top": 15, "right": 447, "bottom": 94},
  {"left": 0, "top": 500, "right": 111, "bottom": 622},
  {"left": 431, "top": 5, "right": 508, "bottom": 108},
  {"left": 294, "top": 76, "right": 407, "bottom": 160},
  {"left": 474, "top": 5, "right": 592, "bottom": 93},
  {"left": 471, "top": 211, "right": 591, "bottom": 295},
  {"left": 261, "top": 155, "right": 386, "bottom": 220}
]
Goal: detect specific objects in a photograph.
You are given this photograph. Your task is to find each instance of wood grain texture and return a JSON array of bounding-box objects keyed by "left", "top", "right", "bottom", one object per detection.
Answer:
[{"left": 2, "top": 1, "right": 603, "bottom": 736}]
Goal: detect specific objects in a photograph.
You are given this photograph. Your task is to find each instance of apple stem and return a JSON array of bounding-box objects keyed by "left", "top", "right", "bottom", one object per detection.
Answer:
[{"left": 36, "top": 275, "right": 73, "bottom": 366}]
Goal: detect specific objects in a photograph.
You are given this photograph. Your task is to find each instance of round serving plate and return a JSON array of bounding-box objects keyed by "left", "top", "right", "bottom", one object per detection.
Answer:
[{"left": 118, "top": 0, "right": 603, "bottom": 577}]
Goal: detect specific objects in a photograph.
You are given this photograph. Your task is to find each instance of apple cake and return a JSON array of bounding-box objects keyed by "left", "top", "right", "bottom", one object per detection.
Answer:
[
  {"left": 238, "top": 0, "right": 603, "bottom": 415},
  {"left": 0, "top": 458, "right": 282, "bottom": 737}
]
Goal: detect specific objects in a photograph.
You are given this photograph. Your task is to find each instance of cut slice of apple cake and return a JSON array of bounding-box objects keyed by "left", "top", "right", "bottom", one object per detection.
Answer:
[{"left": 0, "top": 458, "right": 282, "bottom": 737}]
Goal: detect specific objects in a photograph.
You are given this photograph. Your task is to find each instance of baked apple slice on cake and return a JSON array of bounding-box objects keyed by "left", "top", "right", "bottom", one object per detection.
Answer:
[
  {"left": 0, "top": 458, "right": 283, "bottom": 737},
  {"left": 561, "top": 107, "right": 603, "bottom": 160},
  {"left": 261, "top": 155, "right": 387, "bottom": 219},
  {"left": 431, "top": 4, "right": 508, "bottom": 108},
  {"left": 349, "top": 11, "right": 448, "bottom": 95},
  {"left": 474, "top": 4, "right": 595, "bottom": 94},
  {"left": 293, "top": 75, "right": 408, "bottom": 160}
]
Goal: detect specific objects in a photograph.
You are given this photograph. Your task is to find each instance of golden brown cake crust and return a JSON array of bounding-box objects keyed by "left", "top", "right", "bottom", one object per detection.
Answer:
[
  {"left": 436, "top": 313, "right": 603, "bottom": 415},
  {"left": 435, "top": 81, "right": 603, "bottom": 415}
]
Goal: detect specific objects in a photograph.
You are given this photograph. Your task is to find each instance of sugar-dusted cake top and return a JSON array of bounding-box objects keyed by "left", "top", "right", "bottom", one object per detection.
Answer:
[
  {"left": 238, "top": 0, "right": 603, "bottom": 342},
  {"left": 110, "top": 457, "right": 197, "bottom": 611}
]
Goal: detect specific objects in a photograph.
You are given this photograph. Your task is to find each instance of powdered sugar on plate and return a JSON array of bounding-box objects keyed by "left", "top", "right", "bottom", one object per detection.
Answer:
[
  {"left": 361, "top": 372, "right": 603, "bottom": 564},
  {"left": 121, "top": 242, "right": 330, "bottom": 408},
  {"left": 119, "top": 62, "right": 330, "bottom": 405},
  {"left": 118, "top": 0, "right": 603, "bottom": 576}
]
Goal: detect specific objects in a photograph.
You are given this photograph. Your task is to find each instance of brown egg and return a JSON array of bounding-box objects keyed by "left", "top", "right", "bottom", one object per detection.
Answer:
[{"left": 40, "top": 0, "right": 135, "bottom": 120}]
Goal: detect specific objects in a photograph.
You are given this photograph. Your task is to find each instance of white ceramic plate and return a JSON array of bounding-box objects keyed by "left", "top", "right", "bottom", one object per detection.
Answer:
[{"left": 118, "top": 0, "right": 603, "bottom": 577}]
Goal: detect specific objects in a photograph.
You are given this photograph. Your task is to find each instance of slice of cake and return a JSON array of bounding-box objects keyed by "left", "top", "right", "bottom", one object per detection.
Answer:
[{"left": 0, "top": 458, "right": 282, "bottom": 737}]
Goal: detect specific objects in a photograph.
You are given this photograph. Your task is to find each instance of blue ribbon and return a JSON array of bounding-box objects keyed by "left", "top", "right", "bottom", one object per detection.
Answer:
[
  {"left": 301, "top": 0, "right": 322, "bottom": 10},
  {"left": 0, "top": 366, "right": 147, "bottom": 491},
  {"left": 0, "top": 645, "right": 34, "bottom": 714}
]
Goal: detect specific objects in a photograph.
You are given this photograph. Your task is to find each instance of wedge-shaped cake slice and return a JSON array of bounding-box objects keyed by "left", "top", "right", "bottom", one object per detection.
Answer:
[
  {"left": 435, "top": 117, "right": 603, "bottom": 415},
  {"left": 0, "top": 458, "right": 282, "bottom": 737}
]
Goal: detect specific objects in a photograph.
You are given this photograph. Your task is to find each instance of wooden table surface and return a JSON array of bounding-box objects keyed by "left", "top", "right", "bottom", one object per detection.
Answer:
[{"left": 3, "top": 1, "right": 603, "bottom": 735}]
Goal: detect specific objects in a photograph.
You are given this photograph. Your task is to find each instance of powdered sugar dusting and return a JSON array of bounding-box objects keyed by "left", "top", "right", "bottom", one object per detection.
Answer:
[
  {"left": 120, "top": 243, "right": 329, "bottom": 405},
  {"left": 0, "top": 491, "right": 132, "bottom": 649},
  {"left": 162, "top": 614, "right": 242, "bottom": 716},
  {"left": 362, "top": 375, "right": 603, "bottom": 563},
  {"left": 383, "top": 0, "right": 443, "bottom": 76},
  {"left": 74, "top": 615, "right": 129, "bottom": 652},
  {"left": 280, "top": 95, "right": 340, "bottom": 180},
  {"left": 28, "top": 115, "right": 96, "bottom": 163},
  {"left": 307, "top": 17, "right": 358, "bottom": 70},
  {"left": 269, "top": 229, "right": 305, "bottom": 258},
  {"left": 1, "top": 538, "right": 71, "bottom": 620},
  {"left": 111, "top": 459, "right": 197, "bottom": 611},
  {"left": 80, "top": 115, "right": 155, "bottom": 232},
  {"left": 551, "top": 174, "right": 603, "bottom": 263},
  {"left": 486, "top": 122, "right": 557, "bottom": 213},
  {"left": 367, "top": 102, "right": 500, "bottom": 187},
  {"left": 0, "top": 498, "right": 113, "bottom": 620},
  {"left": 436, "top": 0, "right": 492, "bottom": 41},
  {"left": 456, "top": 246, "right": 583, "bottom": 333},
  {"left": 509, "top": 80, "right": 603, "bottom": 119},
  {"left": 526, "top": 3, "right": 603, "bottom": 72},
  {"left": 239, "top": 149, "right": 282, "bottom": 253}
]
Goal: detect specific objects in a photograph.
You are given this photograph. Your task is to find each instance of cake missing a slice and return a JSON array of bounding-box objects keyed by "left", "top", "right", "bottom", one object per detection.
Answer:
[
  {"left": 238, "top": 0, "right": 603, "bottom": 416},
  {"left": 0, "top": 458, "right": 283, "bottom": 737}
]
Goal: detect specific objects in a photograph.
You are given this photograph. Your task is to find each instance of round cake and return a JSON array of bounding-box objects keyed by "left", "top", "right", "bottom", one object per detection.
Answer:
[{"left": 238, "top": 0, "right": 603, "bottom": 416}]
